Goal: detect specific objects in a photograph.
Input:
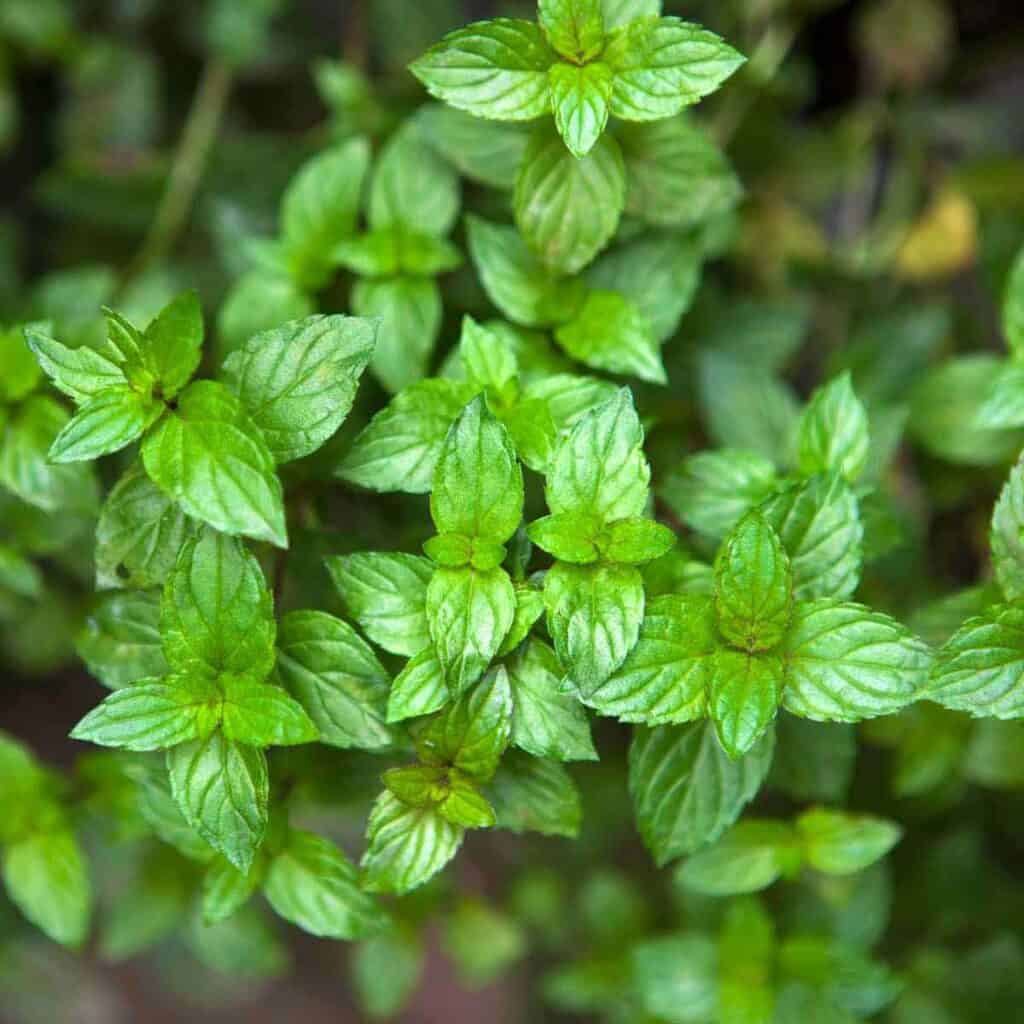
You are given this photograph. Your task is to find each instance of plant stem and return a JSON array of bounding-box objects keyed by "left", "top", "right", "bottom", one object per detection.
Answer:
[{"left": 127, "top": 58, "right": 233, "bottom": 281}]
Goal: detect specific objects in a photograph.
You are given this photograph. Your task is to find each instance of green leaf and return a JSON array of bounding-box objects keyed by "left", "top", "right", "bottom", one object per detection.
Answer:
[
  {"left": 555, "top": 290, "right": 666, "bottom": 383},
  {"left": 466, "top": 214, "right": 586, "bottom": 328},
  {"left": 353, "top": 275, "right": 441, "bottom": 395},
  {"left": 0, "top": 324, "right": 44, "bottom": 403},
  {"left": 24, "top": 327, "right": 127, "bottom": 403},
  {"left": 438, "top": 772, "right": 498, "bottom": 829},
  {"left": 95, "top": 463, "right": 194, "bottom": 590},
  {"left": 142, "top": 380, "right": 287, "bottom": 547},
  {"left": 486, "top": 750, "right": 582, "bottom": 837},
  {"left": 0, "top": 544, "right": 42, "bottom": 599},
  {"left": 547, "top": 387, "right": 650, "bottom": 522},
  {"left": 459, "top": 315, "right": 519, "bottom": 401},
  {"left": 548, "top": 61, "right": 613, "bottom": 158},
  {"left": 498, "top": 581, "right": 546, "bottom": 655},
  {"left": 221, "top": 314, "right": 377, "bottom": 464},
  {"left": 352, "top": 929, "right": 425, "bottom": 1020},
  {"left": 714, "top": 511, "right": 793, "bottom": 652},
  {"left": 632, "top": 933, "right": 717, "bottom": 1024},
  {"left": 264, "top": 830, "right": 385, "bottom": 939},
  {"left": 167, "top": 731, "right": 268, "bottom": 872},
  {"left": 338, "top": 378, "right": 470, "bottom": 495},
  {"left": 601, "top": 0, "right": 661, "bottom": 30},
  {"left": 677, "top": 821, "right": 799, "bottom": 895},
  {"left": 281, "top": 137, "right": 371, "bottom": 289},
  {"left": 975, "top": 361, "right": 1024, "bottom": 430},
  {"left": 361, "top": 791, "right": 463, "bottom": 895},
  {"left": 48, "top": 386, "right": 162, "bottom": 463},
  {"left": 325, "top": 552, "right": 433, "bottom": 656},
  {"left": 216, "top": 272, "right": 315, "bottom": 361},
  {"left": 443, "top": 900, "right": 526, "bottom": 988},
  {"left": 71, "top": 675, "right": 221, "bottom": 751},
  {"left": 220, "top": 676, "right": 319, "bottom": 747},
  {"left": 426, "top": 566, "right": 516, "bottom": 695},
  {"left": 604, "top": 16, "right": 744, "bottom": 120},
  {"left": 795, "top": 808, "right": 901, "bottom": 876},
  {"left": 709, "top": 649, "right": 784, "bottom": 758},
  {"left": 0, "top": 396, "right": 99, "bottom": 512},
  {"left": 334, "top": 229, "right": 462, "bottom": 277},
  {"left": 431, "top": 395, "right": 524, "bottom": 543},
  {"left": 585, "top": 594, "right": 715, "bottom": 723},
  {"left": 1003, "top": 240, "right": 1024, "bottom": 356},
  {"left": 140, "top": 290, "right": 204, "bottom": 399},
  {"left": 410, "top": 19, "right": 555, "bottom": 121},
  {"left": 76, "top": 590, "right": 168, "bottom": 690},
  {"left": 275, "top": 610, "right": 394, "bottom": 749},
  {"left": 782, "top": 599, "right": 930, "bottom": 722},
  {"left": 544, "top": 561, "right": 645, "bottom": 690},
  {"left": 661, "top": 449, "right": 778, "bottom": 541},
  {"left": 628, "top": 720, "right": 774, "bottom": 866},
  {"left": 3, "top": 829, "right": 91, "bottom": 947},
  {"left": 539, "top": 0, "right": 605, "bottom": 62},
  {"left": 991, "top": 457, "right": 1024, "bottom": 600},
  {"left": 926, "top": 603, "right": 1024, "bottom": 718},
  {"left": 369, "top": 122, "right": 460, "bottom": 238},
  {"left": 515, "top": 128, "right": 625, "bottom": 275},
  {"left": 416, "top": 666, "right": 513, "bottom": 781},
  {"left": 778, "top": 938, "right": 900, "bottom": 1017},
  {"left": 388, "top": 647, "right": 450, "bottom": 723},
  {"left": 507, "top": 639, "right": 597, "bottom": 761},
  {"left": 528, "top": 510, "right": 602, "bottom": 564},
  {"left": 718, "top": 899, "right": 777, "bottom": 1023},
  {"left": 202, "top": 856, "right": 259, "bottom": 924},
  {"left": 759, "top": 474, "right": 863, "bottom": 601},
  {"left": 161, "top": 529, "right": 276, "bottom": 679},
  {"left": 797, "top": 373, "right": 871, "bottom": 482}
]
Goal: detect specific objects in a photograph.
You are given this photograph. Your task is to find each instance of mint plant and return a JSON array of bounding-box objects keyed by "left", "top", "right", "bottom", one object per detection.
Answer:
[{"left": 3, "top": 0, "right": 1024, "bottom": 1020}]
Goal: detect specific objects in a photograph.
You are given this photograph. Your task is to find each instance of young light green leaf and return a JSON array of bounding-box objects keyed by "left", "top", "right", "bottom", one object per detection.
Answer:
[
  {"left": 459, "top": 315, "right": 519, "bottom": 401},
  {"left": 554, "top": 290, "right": 666, "bottom": 383},
  {"left": 220, "top": 676, "right": 319, "bottom": 747},
  {"left": 975, "top": 362, "right": 1024, "bottom": 430},
  {"left": 528, "top": 510, "right": 602, "bottom": 564},
  {"left": 325, "top": 552, "right": 433, "bottom": 656},
  {"left": 487, "top": 751, "right": 582, "bottom": 837},
  {"left": 48, "top": 386, "right": 162, "bottom": 464},
  {"left": 3, "top": 829, "right": 92, "bottom": 948},
  {"left": 991, "top": 457, "right": 1024, "bottom": 600},
  {"left": 76, "top": 590, "right": 168, "bottom": 690},
  {"left": 202, "top": 857, "right": 260, "bottom": 924},
  {"left": 410, "top": 19, "right": 556, "bottom": 121},
  {"left": 515, "top": 129, "right": 625, "bottom": 275},
  {"left": 677, "top": 821, "right": 799, "bottom": 895},
  {"left": 71, "top": 675, "right": 221, "bottom": 752},
  {"left": 584, "top": 594, "right": 715, "bottom": 724},
  {"left": 387, "top": 647, "right": 450, "bottom": 723},
  {"left": 141, "top": 380, "right": 287, "bottom": 547},
  {"left": 539, "top": 0, "right": 605, "bottom": 62},
  {"left": 544, "top": 561, "right": 645, "bottom": 690},
  {"left": 604, "top": 16, "right": 744, "bottom": 120},
  {"left": 797, "top": 373, "right": 871, "bottom": 482},
  {"left": 548, "top": 61, "right": 613, "bottom": 158},
  {"left": 601, "top": 0, "right": 661, "bottom": 30},
  {"left": 782, "top": 599, "right": 930, "bottom": 722},
  {"left": 264, "top": 830, "right": 386, "bottom": 939},
  {"left": 361, "top": 791, "right": 463, "bottom": 895},
  {"left": 426, "top": 566, "right": 516, "bottom": 695},
  {"left": 221, "top": 314, "right": 377, "bottom": 464},
  {"left": 167, "top": 731, "right": 268, "bottom": 872},
  {"left": 709, "top": 649, "right": 784, "bottom": 758},
  {"left": 795, "top": 808, "right": 902, "bottom": 876},
  {"left": 628, "top": 720, "right": 774, "bottom": 866},
  {"left": 24, "top": 327, "right": 127, "bottom": 403},
  {"left": 714, "top": 511, "right": 792, "bottom": 652},
  {"left": 141, "top": 290, "right": 204, "bottom": 399},
  {"left": 161, "top": 529, "right": 276, "bottom": 679},
  {"left": 497, "top": 581, "right": 546, "bottom": 655},
  {"left": 507, "top": 639, "right": 597, "bottom": 761}
]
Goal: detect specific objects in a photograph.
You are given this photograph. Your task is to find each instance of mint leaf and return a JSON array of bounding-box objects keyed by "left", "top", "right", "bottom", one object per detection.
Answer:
[
  {"left": 604, "top": 16, "right": 744, "bottom": 120},
  {"left": 466, "top": 214, "right": 586, "bottom": 328},
  {"left": 161, "top": 530, "right": 275, "bottom": 679},
  {"left": 633, "top": 934, "right": 717, "bottom": 1023},
  {"left": 554, "top": 290, "right": 666, "bottom": 383},
  {"left": 795, "top": 808, "right": 901, "bottom": 875},
  {"left": 991, "top": 457, "right": 1024, "bottom": 600},
  {"left": 549, "top": 62, "right": 613, "bottom": 158},
  {"left": 264, "top": 830, "right": 385, "bottom": 940},
  {"left": 797, "top": 373, "right": 870, "bottom": 482},
  {"left": 544, "top": 561, "right": 644, "bottom": 690},
  {"left": 714, "top": 511, "right": 793, "bottom": 652},
  {"left": 410, "top": 20, "right": 555, "bottom": 121},
  {"left": 167, "top": 732, "right": 268, "bottom": 872},
  {"left": 601, "top": 0, "right": 661, "bottom": 30},
  {"left": 220, "top": 676, "right": 319, "bottom": 747},
  {"left": 782, "top": 599, "right": 930, "bottom": 721},
  {"left": 141, "top": 290, "right": 204, "bottom": 399},
  {"left": 361, "top": 791, "right": 463, "bottom": 895},
  {"left": 338, "top": 378, "right": 469, "bottom": 494},
  {"left": 539, "top": 0, "right": 605, "bottom": 63},
  {"left": 584, "top": 594, "right": 714, "bottom": 724},
  {"left": 498, "top": 580, "right": 546, "bottom": 655},
  {"left": 202, "top": 857, "right": 259, "bottom": 924},
  {"left": 709, "top": 649, "right": 784, "bottom": 758},
  {"left": 975, "top": 362, "right": 1024, "bottom": 430},
  {"left": 334, "top": 229, "right": 462, "bottom": 277},
  {"left": 325, "top": 552, "right": 433, "bottom": 656},
  {"left": 95, "top": 463, "right": 194, "bottom": 590},
  {"left": 426, "top": 566, "right": 516, "bottom": 695},
  {"left": 217, "top": 272, "right": 315, "bottom": 361},
  {"left": 507, "top": 639, "right": 597, "bottom": 761},
  {"left": 1, "top": 323, "right": 44, "bottom": 402},
  {"left": 487, "top": 751, "right": 582, "bottom": 837},
  {"left": 48, "top": 386, "right": 162, "bottom": 463},
  {"left": 628, "top": 720, "right": 774, "bottom": 866},
  {"left": 677, "top": 821, "right": 799, "bottom": 895},
  {"left": 275, "top": 610, "right": 393, "bottom": 749},
  {"left": 353, "top": 275, "right": 441, "bottom": 395},
  {"left": 352, "top": 930, "right": 425, "bottom": 1020},
  {"left": 71, "top": 675, "right": 221, "bottom": 751},
  {"left": 1004, "top": 241, "right": 1024, "bottom": 356},
  {"left": 76, "top": 590, "right": 168, "bottom": 690},
  {"left": 24, "top": 327, "right": 127, "bottom": 402},
  {"left": 515, "top": 129, "right": 625, "bottom": 275},
  {"left": 431, "top": 395, "right": 524, "bottom": 543},
  {"left": 528, "top": 510, "right": 602, "bottom": 563},
  {"left": 142, "top": 380, "right": 287, "bottom": 547},
  {"left": 459, "top": 315, "right": 519, "bottom": 401},
  {"left": 221, "top": 314, "right": 376, "bottom": 464},
  {"left": 387, "top": 647, "right": 450, "bottom": 723},
  {"left": 3, "top": 828, "right": 92, "bottom": 948}
]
